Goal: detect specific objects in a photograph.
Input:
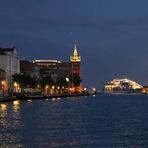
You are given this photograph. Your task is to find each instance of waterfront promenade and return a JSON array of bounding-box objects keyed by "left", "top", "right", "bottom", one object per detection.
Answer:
[{"left": 0, "top": 93, "right": 91, "bottom": 103}]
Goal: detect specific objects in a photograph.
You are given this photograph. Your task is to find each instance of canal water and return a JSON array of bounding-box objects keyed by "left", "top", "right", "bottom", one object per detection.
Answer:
[{"left": 0, "top": 95, "right": 148, "bottom": 147}]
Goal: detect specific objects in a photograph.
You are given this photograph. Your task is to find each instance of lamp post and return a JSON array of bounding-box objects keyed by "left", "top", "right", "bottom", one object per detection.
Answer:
[
  {"left": 1, "top": 81, "right": 5, "bottom": 97},
  {"left": 45, "top": 85, "right": 49, "bottom": 95},
  {"left": 66, "top": 77, "right": 69, "bottom": 82},
  {"left": 52, "top": 85, "right": 55, "bottom": 94},
  {"left": 14, "top": 82, "right": 18, "bottom": 93},
  {"left": 66, "top": 77, "right": 70, "bottom": 93}
]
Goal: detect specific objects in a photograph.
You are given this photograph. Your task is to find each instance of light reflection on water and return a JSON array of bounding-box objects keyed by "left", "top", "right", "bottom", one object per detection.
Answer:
[
  {"left": 0, "top": 103, "right": 7, "bottom": 111},
  {"left": 0, "top": 103, "right": 8, "bottom": 129},
  {"left": 0, "top": 95, "right": 148, "bottom": 147},
  {"left": 0, "top": 100, "right": 23, "bottom": 147},
  {"left": 13, "top": 100, "right": 20, "bottom": 113}
]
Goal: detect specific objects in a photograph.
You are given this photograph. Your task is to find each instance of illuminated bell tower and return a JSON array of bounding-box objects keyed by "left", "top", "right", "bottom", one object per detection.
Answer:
[{"left": 70, "top": 43, "right": 82, "bottom": 92}]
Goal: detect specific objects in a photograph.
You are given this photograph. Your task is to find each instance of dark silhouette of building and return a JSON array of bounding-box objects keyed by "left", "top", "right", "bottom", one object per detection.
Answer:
[
  {"left": 33, "top": 60, "right": 71, "bottom": 79},
  {"left": 20, "top": 60, "right": 40, "bottom": 79}
]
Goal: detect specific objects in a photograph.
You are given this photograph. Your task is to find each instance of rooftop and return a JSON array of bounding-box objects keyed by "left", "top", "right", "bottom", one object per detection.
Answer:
[
  {"left": 0, "top": 47, "right": 16, "bottom": 55},
  {"left": 33, "top": 60, "right": 61, "bottom": 63},
  {"left": 0, "top": 47, "right": 15, "bottom": 52}
]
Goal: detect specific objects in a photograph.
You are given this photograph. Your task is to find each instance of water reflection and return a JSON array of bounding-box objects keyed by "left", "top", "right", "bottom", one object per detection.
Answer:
[
  {"left": 0, "top": 95, "right": 148, "bottom": 147},
  {"left": 13, "top": 100, "right": 20, "bottom": 105},
  {"left": 27, "top": 99, "right": 32, "bottom": 103},
  {"left": 0, "top": 103, "right": 8, "bottom": 129},
  {"left": 0, "top": 101, "right": 23, "bottom": 147},
  {"left": 0, "top": 103, "right": 7, "bottom": 111},
  {"left": 12, "top": 100, "right": 22, "bottom": 130},
  {"left": 13, "top": 100, "right": 20, "bottom": 113},
  {"left": 113, "top": 105, "right": 145, "bottom": 147},
  {"left": 0, "top": 133, "right": 23, "bottom": 146}
]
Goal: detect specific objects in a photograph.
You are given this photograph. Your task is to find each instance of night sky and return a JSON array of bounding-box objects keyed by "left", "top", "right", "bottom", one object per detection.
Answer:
[{"left": 1, "top": 0, "right": 148, "bottom": 89}]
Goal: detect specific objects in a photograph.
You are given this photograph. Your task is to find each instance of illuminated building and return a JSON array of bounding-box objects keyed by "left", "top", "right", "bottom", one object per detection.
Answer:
[
  {"left": 0, "top": 47, "right": 20, "bottom": 84},
  {"left": 70, "top": 44, "right": 82, "bottom": 92},
  {"left": 70, "top": 44, "right": 81, "bottom": 74},
  {"left": 32, "top": 43, "right": 82, "bottom": 93}
]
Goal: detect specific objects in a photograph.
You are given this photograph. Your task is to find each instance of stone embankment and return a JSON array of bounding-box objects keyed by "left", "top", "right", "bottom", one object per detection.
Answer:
[{"left": 0, "top": 93, "right": 91, "bottom": 102}]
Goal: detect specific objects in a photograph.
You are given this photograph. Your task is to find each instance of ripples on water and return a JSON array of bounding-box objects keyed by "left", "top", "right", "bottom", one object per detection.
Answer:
[{"left": 0, "top": 95, "right": 148, "bottom": 147}]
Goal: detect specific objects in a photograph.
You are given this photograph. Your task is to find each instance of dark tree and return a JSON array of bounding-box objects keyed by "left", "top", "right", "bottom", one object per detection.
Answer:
[
  {"left": 56, "top": 77, "right": 69, "bottom": 87},
  {"left": 40, "top": 76, "right": 54, "bottom": 88},
  {"left": 12, "top": 73, "right": 36, "bottom": 88},
  {"left": 71, "top": 74, "right": 81, "bottom": 87}
]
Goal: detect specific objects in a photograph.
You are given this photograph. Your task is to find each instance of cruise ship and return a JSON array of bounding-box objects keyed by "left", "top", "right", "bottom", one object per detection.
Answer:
[{"left": 104, "top": 78, "right": 143, "bottom": 94}]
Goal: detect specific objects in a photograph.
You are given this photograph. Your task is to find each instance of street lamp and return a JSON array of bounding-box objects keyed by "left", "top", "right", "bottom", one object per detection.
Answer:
[
  {"left": 1, "top": 81, "right": 5, "bottom": 97},
  {"left": 14, "top": 82, "right": 18, "bottom": 93},
  {"left": 51, "top": 85, "right": 55, "bottom": 94},
  {"left": 66, "top": 77, "right": 69, "bottom": 82},
  {"left": 45, "top": 85, "right": 49, "bottom": 95},
  {"left": 66, "top": 77, "right": 70, "bottom": 93}
]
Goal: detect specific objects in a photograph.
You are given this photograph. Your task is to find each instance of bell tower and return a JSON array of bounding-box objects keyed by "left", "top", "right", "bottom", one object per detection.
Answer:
[
  {"left": 70, "top": 44, "right": 81, "bottom": 62},
  {"left": 70, "top": 43, "right": 82, "bottom": 93}
]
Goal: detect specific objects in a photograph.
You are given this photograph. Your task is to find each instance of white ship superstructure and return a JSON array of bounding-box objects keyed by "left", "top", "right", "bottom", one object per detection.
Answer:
[{"left": 104, "top": 78, "right": 143, "bottom": 91}]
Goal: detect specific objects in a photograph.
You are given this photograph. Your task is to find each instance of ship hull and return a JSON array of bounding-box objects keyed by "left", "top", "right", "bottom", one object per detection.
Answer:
[{"left": 103, "top": 89, "right": 142, "bottom": 94}]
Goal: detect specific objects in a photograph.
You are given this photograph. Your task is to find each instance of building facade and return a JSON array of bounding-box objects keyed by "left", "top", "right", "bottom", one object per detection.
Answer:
[
  {"left": 0, "top": 69, "right": 5, "bottom": 81},
  {"left": 0, "top": 47, "right": 20, "bottom": 85},
  {"left": 20, "top": 60, "right": 40, "bottom": 79},
  {"left": 0, "top": 69, "right": 6, "bottom": 93},
  {"left": 33, "top": 60, "right": 72, "bottom": 79}
]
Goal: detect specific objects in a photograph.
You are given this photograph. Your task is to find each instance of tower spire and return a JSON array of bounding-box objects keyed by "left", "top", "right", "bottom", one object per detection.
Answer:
[
  {"left": 74, "top": 42, "right": 78, "bottom": 57},
  {"left": 70, "top": 41, "right": 81, "bottom": 62}
]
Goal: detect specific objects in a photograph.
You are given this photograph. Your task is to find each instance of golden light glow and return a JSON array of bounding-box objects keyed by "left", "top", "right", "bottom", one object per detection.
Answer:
[
  {"left": 1, "top": 81, "right": 5, "bottom": 85},
  {"left": 13, "top": 100, "right": 20, "bottom": 112},
  {"left": 14, "top": 82, "right": 18, "bottom": 87},
  {"left": 13, "top": 100, "right": 20, "bottom": 105},
  {"left": 0, "top": 104, "right": 7, "bottom": 111},
  {"left": 37, "top": 84, "right": 40, "bottom": 88},
  {"left": 70, "top": 44, "right": 81, "bottom": 62},
  {"left": 70, "top": 56, "right": 81, "bottom": 62},
  {"left": 45, "top": 85, "right": 49, "bottom": 89},
  {"left": 13, "top": 82, "right": 21, "bottom": 92},
  {"left": 52, "top": 86, "right": 55, "bottom": 89}
]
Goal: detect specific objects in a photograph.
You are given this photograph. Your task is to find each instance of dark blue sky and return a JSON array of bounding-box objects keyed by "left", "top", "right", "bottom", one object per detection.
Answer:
[{"left": 1, "top": 0, "right": 148, "bottom": 88}]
